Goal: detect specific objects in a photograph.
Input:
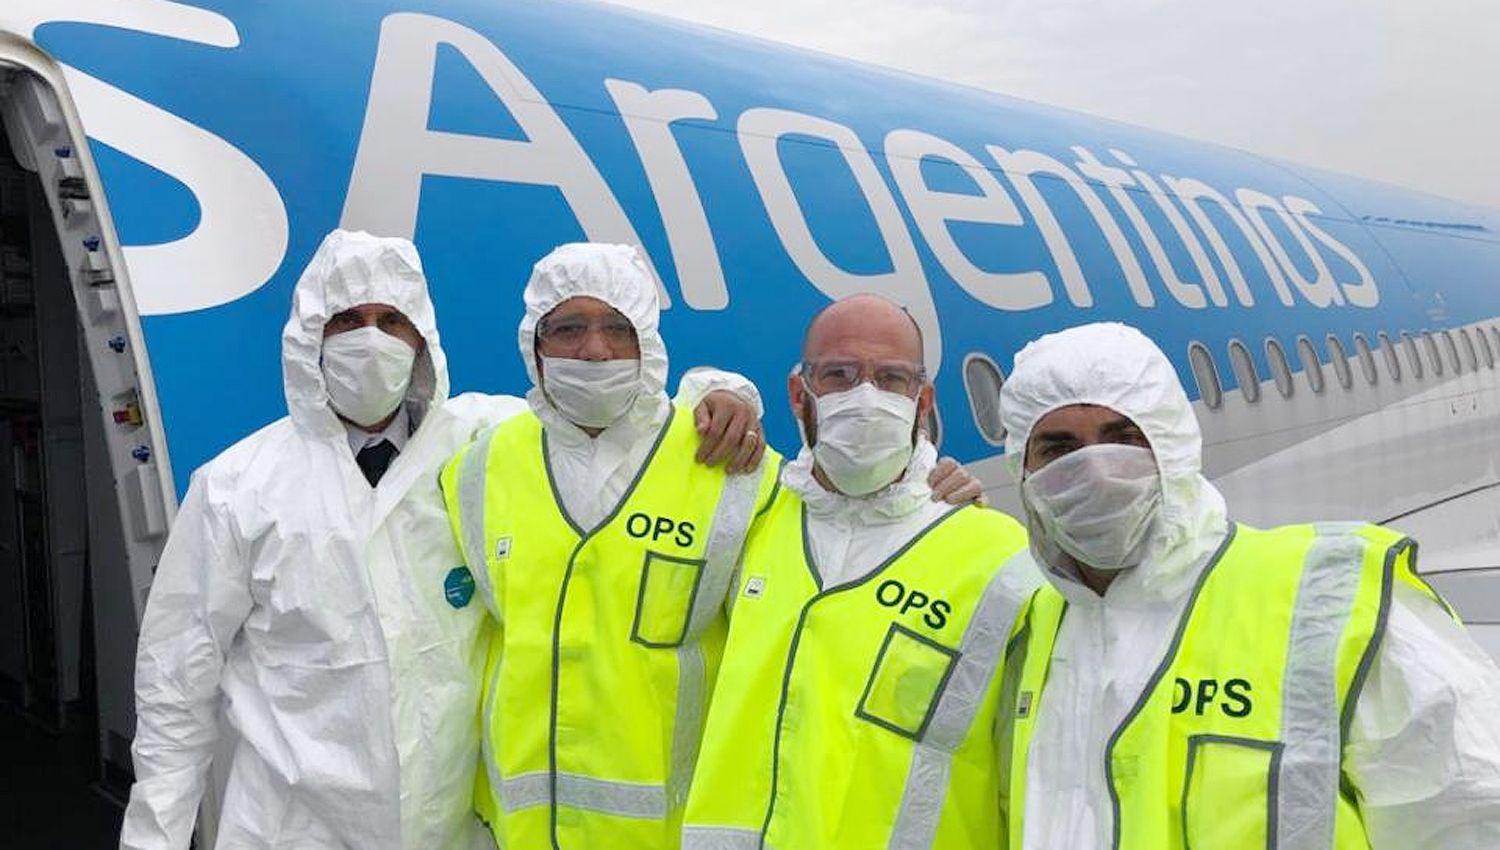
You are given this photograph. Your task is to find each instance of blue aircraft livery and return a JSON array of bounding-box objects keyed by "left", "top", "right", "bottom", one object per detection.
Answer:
[{"left": 5, "top": 0, "right": 1500, "bottom": 495}]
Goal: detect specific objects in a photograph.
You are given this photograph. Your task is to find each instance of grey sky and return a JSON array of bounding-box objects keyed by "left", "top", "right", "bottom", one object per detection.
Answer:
[{"left": 605, "top": 0, "right": 1500, "bottom": 210}]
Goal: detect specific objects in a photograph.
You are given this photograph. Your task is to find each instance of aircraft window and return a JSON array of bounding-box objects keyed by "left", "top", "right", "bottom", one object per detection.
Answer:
[
  {"left": 1401, "top": 332, "right": 1424, "bottom": 379},
  {"left": 1264, "top": 337, "right": 1294, "bottom": 398},
  {"left": 1377, "top": 333, "right": 1401, "bottom": 382},
  {"left": 1440, "top": 330, "right": 1463, "bottom": 374},
  {"left": 1326, "top": 335, "right": 1354, "bottom": 389},
  {"left": 1227, "top": 339, "right": 1260, "bottom": 403},
  {"left": 1353, "top": 334, "right": 1378, "bottom": 385},
  {"left": 1188, "top": 342, "right": 1223, "bottom": 410},
  {"left": 1476, "top": 326, "right": 1496, "bottom": 369},
  {"left": 1458, "top": 329, "right": 1479, "bottom": 372},
  {"left": 962, "top": 353, "right": 1006, "bottom": 445},
  {"left": 1296, "top": 335, "right": 1325, "bottom": 394},
  {"left": 1422, "top": 332, "right": 1445, "bottom": 376}
]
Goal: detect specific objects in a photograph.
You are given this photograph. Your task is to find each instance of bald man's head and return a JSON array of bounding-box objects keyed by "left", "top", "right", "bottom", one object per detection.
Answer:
[
  {"left": 801, "top": 293, "right": 924, "bottom": 367},
  {"left": 790, "top": 293, "right": 935, "bottom": 493}
]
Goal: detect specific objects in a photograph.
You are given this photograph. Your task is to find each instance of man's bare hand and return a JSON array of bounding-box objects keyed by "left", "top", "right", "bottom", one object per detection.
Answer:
[
  {"left": 693, "top": 390, "right": 765, "bottom": 474},
  {"left": 928, "top": 456, "right": 985, "bottom": 505}
]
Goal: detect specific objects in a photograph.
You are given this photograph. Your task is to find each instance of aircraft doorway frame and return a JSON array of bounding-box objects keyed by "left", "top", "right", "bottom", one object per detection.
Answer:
[{"left": 0, "top": 31, "right": 211, "bottom": 846}]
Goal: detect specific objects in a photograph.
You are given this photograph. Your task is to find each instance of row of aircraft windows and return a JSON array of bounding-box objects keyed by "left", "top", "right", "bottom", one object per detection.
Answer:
[
  {"left": 959, "top": 324, "right": 1500, "bottom": 444},
  {"left": 1189, "top": 324, "right": 1500, "bottom": 410}
]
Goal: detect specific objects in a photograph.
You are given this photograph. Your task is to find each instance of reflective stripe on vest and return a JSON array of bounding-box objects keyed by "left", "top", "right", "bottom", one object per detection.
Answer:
[
  {"left": 1005, "top": 521, "right": 1445, "bottom": 850},
  {"left": 444, "top": 408, "right": 774, "bottom": 848},
  {"left": 456, "top": 424, "right": 499, "bottom": 615},
  {"left": 673, "top": 466, "right": 763, "bottom": 805},
  {"left": 453, "top": 423, "right": 505, "bottom": 811},
  {"left": 500, "top": 771, "right": 668, "bottom": 819},
  {"left": 888, "top": 551, "right": 1043, "bottom": 848},
  {"left": 683, "top": 490, "right": 1036, "bottom": 850},
  {"left": 1276, "top": 522, "right": 1372, "bottom": 850},
  {"left": 680, "top": 827, "right": 763, "bottom": 850}
]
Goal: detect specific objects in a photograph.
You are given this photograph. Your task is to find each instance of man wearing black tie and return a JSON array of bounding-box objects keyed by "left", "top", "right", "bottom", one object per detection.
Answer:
[
  {"left": 321, "top": 301, "right": 427, "bottom": 485},
  {"left": 121, "top": 230, "right": 764, "bottom": 850}
]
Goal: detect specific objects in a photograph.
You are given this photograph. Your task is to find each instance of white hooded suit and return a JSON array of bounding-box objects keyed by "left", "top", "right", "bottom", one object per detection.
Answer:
[
  {"left": 1001, "top": 322, "right": 1500, "bottom": 850},
  {"left": 121, "top": 231, "right": 523, "bottom": 850}
]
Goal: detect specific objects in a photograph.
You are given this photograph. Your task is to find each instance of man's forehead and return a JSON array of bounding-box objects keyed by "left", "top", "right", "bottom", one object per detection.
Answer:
[
  {"left": 1032, "top": 403, "right": 1139, "bottom": 435},
  {"left": 334, "top": 302, "right": 403, "bottom": 317},
  {"left": 804, "top": 305, "right": 922, "bottom": 362},
  {"left": 808, "top": 331, "right": 913, "bottom": 359},
  {"left": 545, "top": 295, "right": 625, "bottom": 319}
]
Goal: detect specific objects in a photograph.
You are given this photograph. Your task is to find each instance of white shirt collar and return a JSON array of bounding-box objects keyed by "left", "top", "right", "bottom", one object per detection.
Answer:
[{"left": 344, "top": 404, "right": 411, "bottom": 457}]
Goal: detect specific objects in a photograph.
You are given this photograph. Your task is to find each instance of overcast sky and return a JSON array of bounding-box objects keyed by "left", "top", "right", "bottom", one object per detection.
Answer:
[{"left": 605, "top": 0, "right": 1500, "bottom": 210}]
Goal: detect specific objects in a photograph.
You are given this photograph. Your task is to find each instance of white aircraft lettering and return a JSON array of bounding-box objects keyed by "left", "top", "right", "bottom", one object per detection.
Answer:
[
  {"left": 340, "top": 13, "right": 670, "bottom": 304},
  {"left": 1237, "top": 188, "right": 1342, "bottom": 307},
  {"left": 1108, "top": 148, "right": 1230, "bottom": 307},
  {"left": 12, "top": 8, "right": 1383, "bottom": 328},
  {"left": 604, "top": 79, "right": 727, "bottom": 310},
  {"left": 739, "top": 108, "right": 942, "bottom": 371},
  {"left": 1284, "top": 195, "right": 1380, "bottom": 308},
  {"left": 1074, "top": 146, "right": 1208, "bottom": 309},
  {"left": 6, "top": 0, "right": 289, "bottom": 316},
  {"left": 987, "top": 144, "right": 1154, "bottom": 308},
  {"left": 885, "top": 129, "right": 1052, "bottom": 312}
]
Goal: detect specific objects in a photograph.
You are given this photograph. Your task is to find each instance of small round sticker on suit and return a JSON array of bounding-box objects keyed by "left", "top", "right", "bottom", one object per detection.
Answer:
[{"left": 444, "top": 566, "right": 476, "bottom": 609}]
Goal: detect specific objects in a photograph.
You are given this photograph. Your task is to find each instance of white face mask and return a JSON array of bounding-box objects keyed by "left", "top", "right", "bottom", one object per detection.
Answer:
[
  {"left": 321, "top": 326, "right": 418, "bottom": 427},
  {"left": 1021, "top": 443, "right": 1162, "bottom": 572},
  {"left": 806, "top": 381, "right": 918, "bottom": 496},
  {"left": 541, "top": 356, "right": 642, "bottom": 429}
]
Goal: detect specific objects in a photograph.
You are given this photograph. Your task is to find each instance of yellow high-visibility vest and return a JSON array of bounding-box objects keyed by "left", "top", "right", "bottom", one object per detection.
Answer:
[
  {"left": 683, "top": 487, "right": 1036, "bottom": 850},
  {"left": 1003, "top": 522, "right": 1452, "bottom": 850},
  {"left": 441, "top": 407, "right": 779, "bottom": 850}
]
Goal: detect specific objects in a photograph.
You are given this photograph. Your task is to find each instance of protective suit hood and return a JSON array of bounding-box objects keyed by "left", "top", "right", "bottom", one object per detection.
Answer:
[
  {"left": 518, "top": 242, "right": 668, "bottom": 430},
  {"left": 283, "top": 229, "right": 447, "bottom": 438},
  {"left": 1000, "top": 322, "right": 1227, "bottom": 597}
]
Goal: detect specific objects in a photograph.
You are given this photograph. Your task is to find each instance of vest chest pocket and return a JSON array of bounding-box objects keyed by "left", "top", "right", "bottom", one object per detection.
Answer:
[
  {"left": 855, "top": 622, "right": 960, "bottom": 740},
  {"left": 631, "top": 550, "right": 708, "bottom": 648},
  {"left": 1181, "top": 734, "right": 1282, "bottom": 850}
]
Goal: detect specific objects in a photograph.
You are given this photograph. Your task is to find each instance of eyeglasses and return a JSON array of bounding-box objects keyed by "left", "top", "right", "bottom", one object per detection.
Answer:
[
  {"left": 802, "top": 359, "right": 926, "bottom": 396},
  {"left": 536, "top": 314, "right": 638, "bottom": 350}
]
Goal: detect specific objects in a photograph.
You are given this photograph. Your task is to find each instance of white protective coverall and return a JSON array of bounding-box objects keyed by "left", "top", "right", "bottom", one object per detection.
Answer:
[
  {"left": 999, "top": 322, "right": 1500, "bottom": 850},
  {"left": 518, "top": 243, "right": 760, "bottom": 528},
  {"left": 121, "top": 230, "right": 523, "bottom": 850},
  {"left": 780, "top": 437, "right": 948, "bottom": 589}
]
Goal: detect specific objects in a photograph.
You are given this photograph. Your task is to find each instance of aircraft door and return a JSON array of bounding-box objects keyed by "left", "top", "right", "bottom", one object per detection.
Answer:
[{"left": 0, "top": 46, "right": 190, "bottom": 846}]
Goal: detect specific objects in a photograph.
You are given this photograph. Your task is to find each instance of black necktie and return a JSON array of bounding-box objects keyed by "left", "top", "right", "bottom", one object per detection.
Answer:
[{"left": 356, "top": 439, "right": 398, "bottom": 486}]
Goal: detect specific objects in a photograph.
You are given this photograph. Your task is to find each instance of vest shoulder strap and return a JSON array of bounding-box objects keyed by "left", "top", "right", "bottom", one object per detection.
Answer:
[
  {"left": 689, "top": 443, "right": 771, "bottom": 632},
  {"left": 1349, "top": 522, "right": 1452, "bottom": 616},
  {"left": 445, "top": 416, "right": 538, "bottom": 617}
]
